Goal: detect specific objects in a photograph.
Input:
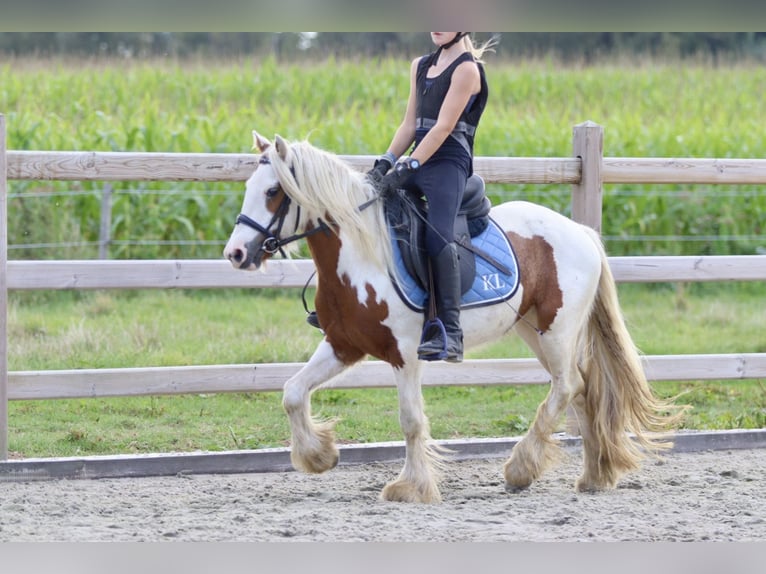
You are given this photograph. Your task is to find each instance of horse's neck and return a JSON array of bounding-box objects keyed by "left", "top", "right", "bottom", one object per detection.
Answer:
[
  {"left": 306, "top": 223, "right": 387, "bottom": 279},
  {"left": 305, "top": 226, "right": 343, "bottom": 277}
]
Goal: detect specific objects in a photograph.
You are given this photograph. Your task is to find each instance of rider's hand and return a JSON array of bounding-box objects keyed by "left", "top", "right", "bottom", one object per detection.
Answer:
[
  {"left": 366, "top": 157, "right": 392, "bottom": 184},
  {"left": 377, "top": 157, "right": 420, "bottom": 199}
]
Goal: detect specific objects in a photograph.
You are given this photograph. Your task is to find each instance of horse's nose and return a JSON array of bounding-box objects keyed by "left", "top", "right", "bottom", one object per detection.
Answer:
[{"left": 224, "top": 244, "right": 247, "bottom": 267}]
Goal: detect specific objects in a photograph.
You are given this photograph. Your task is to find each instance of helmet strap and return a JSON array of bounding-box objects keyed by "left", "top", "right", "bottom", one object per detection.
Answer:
[
  {"left": 442, "top": 32, "right": 468, "bottom": 50},
  {"left": 428, "top": 33, "right": 469, "bottom": 69}
]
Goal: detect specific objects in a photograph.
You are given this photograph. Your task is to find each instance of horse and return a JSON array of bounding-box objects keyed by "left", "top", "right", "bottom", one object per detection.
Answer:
[{"left": 223, "top": 131, "right": 686, "bottom": 503}]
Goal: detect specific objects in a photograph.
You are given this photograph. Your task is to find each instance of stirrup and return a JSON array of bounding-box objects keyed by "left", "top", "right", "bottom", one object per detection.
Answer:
[
  {"left": 306, "top": 311, "right": 322, "bottom": 330},
  {"left": 417, "top": 318, "right": 448, "bottom": 361}
]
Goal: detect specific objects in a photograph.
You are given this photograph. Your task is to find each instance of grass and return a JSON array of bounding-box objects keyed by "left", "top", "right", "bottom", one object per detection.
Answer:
[{"left": 6, "top": 283, "right": 765, "bottom": 458}]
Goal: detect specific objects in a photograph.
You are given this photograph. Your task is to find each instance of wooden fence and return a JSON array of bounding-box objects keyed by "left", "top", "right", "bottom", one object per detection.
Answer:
[{"left": 2, "top": 117, "right": 766, "bottom": 460}]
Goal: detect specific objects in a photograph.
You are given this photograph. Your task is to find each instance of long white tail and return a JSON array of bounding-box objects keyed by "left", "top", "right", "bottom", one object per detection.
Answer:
[{"left": 579, "top": 229, "right": 688, "bottom": 486}]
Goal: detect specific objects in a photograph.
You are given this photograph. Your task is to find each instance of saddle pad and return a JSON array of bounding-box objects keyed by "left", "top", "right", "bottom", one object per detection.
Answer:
[{"left": 390, "top": 217, "right": 520, "bottom": 312}]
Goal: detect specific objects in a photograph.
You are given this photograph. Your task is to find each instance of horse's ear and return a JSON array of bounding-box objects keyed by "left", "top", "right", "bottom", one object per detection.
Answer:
[
  {"left": 274, "top": 134, "right": 289, "bottom": 162},
  {"left": 252, "top": 130, "right": 271, "bottom": 153}
]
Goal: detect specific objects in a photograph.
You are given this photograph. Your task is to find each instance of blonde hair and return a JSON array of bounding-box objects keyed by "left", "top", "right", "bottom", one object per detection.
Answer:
[{"left": 464, "top": 34, "right": 498, "bottom": 64}]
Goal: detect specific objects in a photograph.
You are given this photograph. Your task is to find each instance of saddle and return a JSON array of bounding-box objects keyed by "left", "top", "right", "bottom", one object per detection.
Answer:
[
  {"left": 305, "top": 174, "right": 516, "bottom": 331},
  {"left": 386, "top": 174, "right": 495, "bottom": 294}
]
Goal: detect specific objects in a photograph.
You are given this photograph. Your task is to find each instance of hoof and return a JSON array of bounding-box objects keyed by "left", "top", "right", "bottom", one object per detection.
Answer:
[
  {"left": 381, "top": 480, "right": 441, "bottom": 504},
  {"left": 289, "top": 419, "right": 339, "bottom": 474},
  {"left": 503, "top": 461, "right": 535, "bottom": 492},
  {"left": 291, "top": 447, "right": 339, "bottom": 474},
  {"left": 575, "top": 476, "right": 613, "bottom": 493}
]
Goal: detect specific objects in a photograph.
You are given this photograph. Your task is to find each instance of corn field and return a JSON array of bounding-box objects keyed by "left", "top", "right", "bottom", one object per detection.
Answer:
[{"left": 2, "top": 57, "right": 765, "bottom": 259}]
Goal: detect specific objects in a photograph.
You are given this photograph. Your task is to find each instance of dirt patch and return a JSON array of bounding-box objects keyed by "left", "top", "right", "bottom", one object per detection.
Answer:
[{"left": 1, "top": 447, "right": 764, "bottom": 541}]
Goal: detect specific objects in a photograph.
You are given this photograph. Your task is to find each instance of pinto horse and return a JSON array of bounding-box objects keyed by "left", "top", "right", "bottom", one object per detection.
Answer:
[{"left": 223, "top": 131, "right": 685, "bottom": 503}]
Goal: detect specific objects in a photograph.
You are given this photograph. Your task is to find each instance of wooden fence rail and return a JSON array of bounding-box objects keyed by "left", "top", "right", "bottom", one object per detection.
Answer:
[
  {"left": 6, "top": 255, "right": 766, "bottom": 291},
  {"left": 8, "top": 151, "right": 766, "bottom": 185},
  {"left": 1, "top": 117, "right": 765, "bottom": 461},
  {"left": 8, "top": 354, "right": 766, "bottom": 401}
]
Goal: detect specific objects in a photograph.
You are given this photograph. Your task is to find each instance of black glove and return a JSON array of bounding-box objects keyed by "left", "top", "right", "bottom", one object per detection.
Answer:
[
  {"left": 366, "top": 157, "right": 392, "bottom": 184},
  {"left": 377, "top": 158, "right": 420, "bottom": 199}
]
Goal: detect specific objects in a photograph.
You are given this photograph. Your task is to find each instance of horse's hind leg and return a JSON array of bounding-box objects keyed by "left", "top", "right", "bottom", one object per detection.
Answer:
[
  {"left": 282, "top": 340, "right": 354, "bottom": 474},
  {"left": 569, "top": 393, "right": 609, "bottom": 491},
  {"left": 381, "top": 359, "right": 443, "bottom": 503},
  {"left": 503, "top": 322, "right": 583, "bottom": 491}
]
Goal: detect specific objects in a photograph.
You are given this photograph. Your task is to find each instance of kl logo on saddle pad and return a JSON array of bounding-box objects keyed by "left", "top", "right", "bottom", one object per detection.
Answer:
[
  {"left": 390, "top": 217, "right": 520, "bottom": 312},
  {"left": 480, "top": 272, "right": 507, "bottom": 291}
]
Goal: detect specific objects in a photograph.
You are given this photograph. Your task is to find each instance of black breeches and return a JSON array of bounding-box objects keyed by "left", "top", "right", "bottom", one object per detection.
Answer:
[{"left": 407, "top": 161, "right": 468, "bottom": 257}]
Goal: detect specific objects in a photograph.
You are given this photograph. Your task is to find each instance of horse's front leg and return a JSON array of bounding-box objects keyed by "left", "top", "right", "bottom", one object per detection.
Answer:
[
  {"left": 381, "top": 359, "right": 444, "bottom": 504},
  {"left": 282, "top": 340, "right": 352, "bottom": 474}
]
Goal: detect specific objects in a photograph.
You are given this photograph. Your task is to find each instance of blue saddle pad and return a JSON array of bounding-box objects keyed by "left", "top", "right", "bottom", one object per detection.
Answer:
[{"left": 390, "top": 217, "right": 520, "bottom": 312}]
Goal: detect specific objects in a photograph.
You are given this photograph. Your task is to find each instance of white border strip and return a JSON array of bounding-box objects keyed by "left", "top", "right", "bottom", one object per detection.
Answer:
[{"left": 0, "top": 429, "right": 763, "bottom": 482}]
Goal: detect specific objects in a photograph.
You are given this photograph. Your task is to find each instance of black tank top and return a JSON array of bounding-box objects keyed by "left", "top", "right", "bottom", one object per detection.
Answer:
[{"left": 414, "top": 51, "right": 488, "bottom": 161}]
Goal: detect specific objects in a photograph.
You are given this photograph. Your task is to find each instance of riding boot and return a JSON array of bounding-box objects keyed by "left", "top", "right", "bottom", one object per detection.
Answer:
[{"left": 417, "top": 243, "right": 464, "bottom": 363}]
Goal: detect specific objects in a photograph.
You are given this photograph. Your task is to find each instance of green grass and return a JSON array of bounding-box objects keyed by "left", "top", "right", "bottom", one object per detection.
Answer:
[{"left": 6, "top": 283, "right": 765, "bottom": 458}]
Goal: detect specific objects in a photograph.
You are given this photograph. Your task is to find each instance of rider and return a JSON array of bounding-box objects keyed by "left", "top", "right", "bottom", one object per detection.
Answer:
[{"left": 369, "top": 32, "right": 494, "bottom": 363}]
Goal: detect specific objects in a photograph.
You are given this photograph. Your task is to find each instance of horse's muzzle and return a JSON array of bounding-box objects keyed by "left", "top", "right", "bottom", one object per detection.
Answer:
[
  {"left": 224, "top": 241, "right": 260, "bottom": 270},
  {"left": 226, "top": 248, "right": 251, "bottom": 269}
]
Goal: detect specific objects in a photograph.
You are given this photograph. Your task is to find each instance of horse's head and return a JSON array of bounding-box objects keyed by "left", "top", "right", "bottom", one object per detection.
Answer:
[
  {"left": 224, "top": 130, "right": 391, "bottom": 274},
  {"left": 223, "top": 131, "right": 298, "bottom": 270}
]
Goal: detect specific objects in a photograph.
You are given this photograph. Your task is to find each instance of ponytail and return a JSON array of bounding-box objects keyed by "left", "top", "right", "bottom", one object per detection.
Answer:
[{"left": 464, "top": 34, "right": 499, "bottom": 64}]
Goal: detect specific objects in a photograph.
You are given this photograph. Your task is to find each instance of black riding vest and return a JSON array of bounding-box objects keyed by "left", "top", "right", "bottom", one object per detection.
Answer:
[{"left": 415, "top": 51, "right": 488, "bottom": 158}]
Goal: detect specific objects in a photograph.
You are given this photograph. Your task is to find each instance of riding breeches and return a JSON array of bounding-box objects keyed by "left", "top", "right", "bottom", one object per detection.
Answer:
[{"left": 406, "top": 159, "right": 469, "bottom": 257}]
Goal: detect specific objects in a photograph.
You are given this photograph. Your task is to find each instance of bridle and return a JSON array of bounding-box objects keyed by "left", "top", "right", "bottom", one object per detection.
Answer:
[
  {"left": 234, "top": 152, "right": 380, "bottom": 317},
  {"left": 234, "top": 155, "right": 330, "bottom": 259}
]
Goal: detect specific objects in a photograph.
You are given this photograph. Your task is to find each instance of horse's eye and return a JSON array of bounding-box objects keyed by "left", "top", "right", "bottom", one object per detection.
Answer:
[{"left": 266, "top": 186, "right": 279, "bottom": 198}]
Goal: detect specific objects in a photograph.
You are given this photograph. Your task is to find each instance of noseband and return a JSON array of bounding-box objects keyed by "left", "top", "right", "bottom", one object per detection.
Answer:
[{"left": 235, "top": 199, "right": 292, "bottom": 258}]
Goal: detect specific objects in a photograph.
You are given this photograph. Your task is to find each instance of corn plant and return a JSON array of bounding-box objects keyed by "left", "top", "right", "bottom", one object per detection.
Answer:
[{"left": 2, "top": 58, "right": 765, "bottom": 259}]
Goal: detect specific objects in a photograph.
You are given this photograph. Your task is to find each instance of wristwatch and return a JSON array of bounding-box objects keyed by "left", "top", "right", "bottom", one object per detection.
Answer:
[{"left": 396, "top": 157, "right": 421, "bottom": 174}]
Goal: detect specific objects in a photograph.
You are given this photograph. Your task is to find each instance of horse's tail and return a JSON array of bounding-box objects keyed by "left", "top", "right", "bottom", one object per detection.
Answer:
[{"left": 578, "top": 228, "right": 688, "bottom": 485}]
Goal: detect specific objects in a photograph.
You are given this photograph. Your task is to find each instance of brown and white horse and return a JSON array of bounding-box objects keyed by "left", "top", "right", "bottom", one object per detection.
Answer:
[{"left": 223, "top": 131, "right": 686, "bottom": 503}]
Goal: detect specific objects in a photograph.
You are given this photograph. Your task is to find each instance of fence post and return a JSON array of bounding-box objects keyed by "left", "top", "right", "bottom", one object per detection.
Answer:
[
  {"left": 99, "top": 183, "right": 113, "bottom": 259},
  {"left": 571, "top": 121, "right": 604, "bottom": 232},
  {"left": 567, "top": 121, "right": 604, "bottom": 436},
  {"left": 0, "top": 114, "right": 8, "bottom": 460}
]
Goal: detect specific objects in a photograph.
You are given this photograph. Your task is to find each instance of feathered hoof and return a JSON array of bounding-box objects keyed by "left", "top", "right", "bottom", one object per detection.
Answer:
[
  {"left": 291, "top": 445, "right": 339, "bottom": 474},
  {"left": 381, "top": 479, "right": 442, "bottom": 504},
  {"left": 503, "top": 465, "right": 534, "bottom": 493},
  {"left": 575, "top": 474, "right": 616, "bottom": 493},
  {"left": 289, "top": 424, "right": 339, "bottom": 474}
]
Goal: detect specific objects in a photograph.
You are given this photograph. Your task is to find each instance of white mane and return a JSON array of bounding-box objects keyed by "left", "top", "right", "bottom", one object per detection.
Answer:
[{"left": 267, "top": 139, "right": 393, "bottom": 271}]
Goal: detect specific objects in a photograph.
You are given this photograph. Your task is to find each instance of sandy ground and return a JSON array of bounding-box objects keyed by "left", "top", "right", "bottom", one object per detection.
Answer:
[{"left": 1, "top": 446, "right": 764, "bottom": 542}]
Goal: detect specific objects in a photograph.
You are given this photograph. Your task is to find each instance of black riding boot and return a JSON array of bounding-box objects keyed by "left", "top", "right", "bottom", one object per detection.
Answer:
[{"left": 417, "top": 242, "right": 464, "bottom": 363}]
